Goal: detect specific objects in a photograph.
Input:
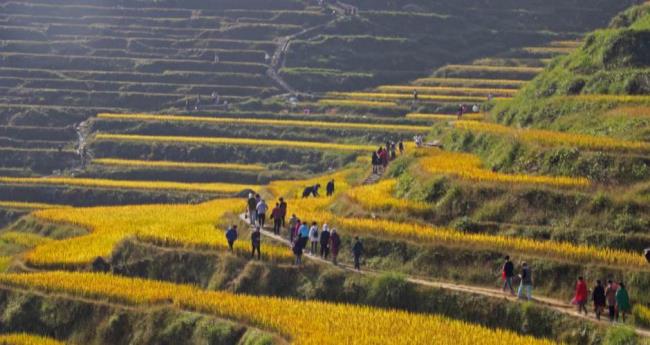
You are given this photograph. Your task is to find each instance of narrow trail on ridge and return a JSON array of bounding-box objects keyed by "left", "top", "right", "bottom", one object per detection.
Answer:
[
  {"left": 238, "top": 214, "right": 650, "bottom": 337},
  {"left": 267, "top": 5, "right": 351, "bottom": 95}
]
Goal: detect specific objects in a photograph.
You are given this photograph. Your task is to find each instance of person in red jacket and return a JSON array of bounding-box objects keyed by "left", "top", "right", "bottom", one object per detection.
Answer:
[
  {"left": 270, "top": 203, "right": 282, "bottom": 235},
  {"left": 574, "top": 276, "right": 589, "bottom": 315}
]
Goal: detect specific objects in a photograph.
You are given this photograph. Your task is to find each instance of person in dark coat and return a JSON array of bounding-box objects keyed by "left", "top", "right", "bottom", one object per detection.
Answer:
[
  {"left": 225, "top": 225, "right": 238, "bottom": 252},
  {"left": 330, "top": 229, "right": 341, "bottom": 265},
  {"left": 593, "top": 280, "right": 606, "bottom": 320},
  {"left": 326, "top": 180, "right": 335, "bottom": 197},
  {"left": 251, "top": 226, "right": 261, "bottom": 260},
  {"left": 247, "top": 193, "right": 257, "bottom": 225},
  {"left": 352, "top": 236, "right": 363, "bottom": 270},
  {"left": 271, "top": 203, "right": 282, "bottom": 235},
  {"left": 371, "top": 151, "right": 379, "bottom": 174},
  {"left": 320, "top": 225, "right": 331, "bottom": 258},
  {"left": 279, "top": 197, "right": 288, "bottom": 228},
  {"left": 293, "top": 236, "right": 304, "bottom": 265},
  {"left": 502, "top": 255, "right": 515, "bottom": 295}
]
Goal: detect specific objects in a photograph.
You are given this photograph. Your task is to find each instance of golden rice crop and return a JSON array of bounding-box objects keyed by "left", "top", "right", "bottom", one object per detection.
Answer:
[
  {"left": 0, "top": 333, "right": 66, "bottom": 345},
  {"left": 412, "top": 77, "right": 526, "bottom": 88},
  {"left": 0, "top": 201, "right": 70, "bottom": 210},
  {"left": 98, "top": 113, "right": 429, "bottom": 132},
  {"left": 93, "top": 158, "right": 265, "bottom": 171},
  {"left": 406, "top": 113, "right": 485, "bottom": 121},
  {"left": 317, "top": 99, "right": 399, "bottom": 108},
  {"left": 0, "top": 257, "right": 11, "bottom": 273},
  {"left": 326, "top": 92, "right": 491, "bottom": 103},
  {"left": 455, "top": 120, "right": 650, "bottom": 152},
  {"left": 95, "top": 134, "right": 377, "bottom": 152},
  {"left": 441, "top": 65, "right": 544, "bottom": 74},
  {"left": 0, "top": 232, "right": 52, "bottom": 248},
  {"left": 0, "top": 176, "right": 255, "bottom": 194},
  {"left": 549, "top": 40, "right": 582, "bottom": 48},
  {"left": 633, "top": 304, "right": 650, "bottom": 328},
  {"left": 605, "top": 106, "right": 650, "bottom": 118},
  {"left": 0, "top": 271, "right": 557, "bottom": 345},
  {"left": 521, "top": 47, "right": 574, "bottom": 55},
  {"left": 376, "top": 85, "right": 518, "bottom": 97},
  {"left": 419, "top": 149, "right": 588, "bottom": 187},
  {"left": 346, "top": 179, "right": 429, "bottom": 214},
  {"left": 25, "top": 199, "right": 292, "bottom": 267},
  {"left": 333, "top": 217, "right": 646, "bottom": 268},
  {"left": 563, "top": 95, "right": 650, "bottom": 104}
]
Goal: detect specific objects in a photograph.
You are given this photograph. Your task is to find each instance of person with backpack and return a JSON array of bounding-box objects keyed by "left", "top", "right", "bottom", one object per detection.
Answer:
[
  {"left": 593, "top": 280, "right": 606, "bottom": 321},
  {"left": 605, "top": 280, "right": 618, "bottom": 322},
  {"left": 330, "top": 228, "right": 341, "bottom": 265},
  {"left": 293, "top": 238, "right": 304, "bottom": 266},
  {"left": 247, "top": 193, "right": 257, "bottom": 225},
  {"left": 616, "top": 282, "right": 631, "bottom": 322},
  {"left": 320, "top": 224, "right": 331, "bottom": 258},
  {"left": 309, "top": 222, "right": 319, "bottom": 255},
  {"left": 256, "top": 199, "right": 268, "bottom": 228},
  {"left": 502, "top": 255, "right": 515, "bottom": 295},
  {"left": 298, "top": 221, "right": 309, "bottom": 250},
  {"left": 517, "top": 262, "right": 533, "bottom": 301},
  {"left": 270, "top": 203, "right": 282, "bottom": 235},
  {"left": 573, "top": 276, "right": 589, "bottom": 315},
  {"left": 251, "top": 226, "right": 261, "bottom": 260},
  {"left": 225, "top": 225, "right": 238, "bottom": 252},
  {"left": 352, "top": 236, "right": 363, "bottom": 271}
]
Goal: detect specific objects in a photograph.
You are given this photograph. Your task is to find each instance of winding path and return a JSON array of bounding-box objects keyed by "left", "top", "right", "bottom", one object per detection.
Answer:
[{"left": 239, "top": 214, "right": 650, "bottom": 337}]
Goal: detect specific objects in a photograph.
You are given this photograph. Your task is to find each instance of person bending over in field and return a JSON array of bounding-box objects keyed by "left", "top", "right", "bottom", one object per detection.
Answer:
[{"left": 302, "top": 184, "right": 321, "bottom": 198}]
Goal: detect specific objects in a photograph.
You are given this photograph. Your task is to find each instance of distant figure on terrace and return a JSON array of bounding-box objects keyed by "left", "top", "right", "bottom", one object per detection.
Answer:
[
  {"left": 214, "top": 53, "right": 219, "bottom": 63},
  {"left": 371, "top": 151, "right": 379, "bottom": 174},
  {"left": 398, "top": 140, "right": 404, "bottom": 155},
  {"left": 279, "top": 197, "right": 288, "bottom": 228},
  {"left": 472, "top": 104, "right": 479, "bottom": 113},
  {"left": 593, "top": 280, "right": 606, "bottom": 321},
  {"left": 573, "top": 276, "right": 589, "bottom": 315},
  {"left": 247, "top": 193, "right": 257, "bottom": 225},
  {"left": 329, "top": 228, "right": 341, "bottom": 265},
  {"left": 251, "top": 226, "right": 261, "bottom": 260},
  {"left": 413, "top": 89, "right": 418, "bottom": 101},
  {"left": 225, "top": 225, "right": 238, "bottom": 252},
  {"left": 302, "top": 184, "right": 321, "bottom": 198},
  {"left": 271, "top": 202, "right": 282, "bottom": 235},
  {"left": 309, "top": 222, "right": 319, "bottom": 254},
  {"left": 211, "top": 91, "right": 220, "bottom": 105},
  {"left": 320, "top": 224, "right": 330, "bottom": 258},
  {"left": 457, "top": 104, "right": 464, "bottom": 120},
  {"left": 502, "top": 255, "right": 515, "bottom": 295},
  {"left": 616, "top": 282, "right": 631, "bottom": 322},
  {"left": 326, "top": 179, "right": 335, "bottom": 196},
  {"left": 194, "top": 95, "right": 201, "bottom": 110},
  {"left": 256, "top": 199, "right": 268, "bottom": 228},
  {"left": 379, "top": 147, "right": 388, "bottom": 169},
  {"left": 517, "top": 262, "right": 533, "bottom": 301}
]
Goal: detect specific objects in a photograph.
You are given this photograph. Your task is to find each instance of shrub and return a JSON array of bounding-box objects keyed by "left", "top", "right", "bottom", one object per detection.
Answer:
[
  {"left": 604, "top": 325, "right": 638, "bottom": 345},
  {"left": 365, "top": 273, "right": 414, "bottom": 309}
]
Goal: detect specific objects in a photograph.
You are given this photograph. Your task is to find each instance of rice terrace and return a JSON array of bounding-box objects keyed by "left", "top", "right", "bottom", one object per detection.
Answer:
[{"left": 2, "top": 0, "right": 650, "bottom": 344}]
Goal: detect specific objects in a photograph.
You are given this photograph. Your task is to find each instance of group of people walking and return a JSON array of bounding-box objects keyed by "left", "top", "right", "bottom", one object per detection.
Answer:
[
  {"left": 574, "top": 277, "right": 631, "bottom": 322},
  {"left": 503, "top": 256, "right": 633, "bottom": 323},
  {"left": 371, "top": 140, "right": 404, "bottom": 174}
]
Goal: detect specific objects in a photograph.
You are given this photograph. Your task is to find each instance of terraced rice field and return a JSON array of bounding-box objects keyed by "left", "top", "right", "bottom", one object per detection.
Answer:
[
  {"left": 406, "top": 113, "right": 485, "bottom": 121},
  {"left": 455, "top": 120, "right": 650, "bottom": 152},
  {"left": 24, "top": 199, "right": 292, "bottom": 267},
  {"left": 377, "top": 85, "right": 518, "bottom": 97},
  {"left": 95, "top": 133, "right": 378, "bottom": 152},
  {"left": 0, "top": 176, "right": 256, "bottom": 194},
  {"left": 412, "top": 77, "right": 526, "bottom": 88},
  {"left": 0, "top": 271, "right": 557, "bottom": 345},
  {"left": 93, "top": 158, "right": 266, "bottom": 171},
  {"left": 326, "top": 92, "right": 495, "bottom": 103},
  {"left": 97, "top": 113, "right": 430, "bottom": 132}
]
